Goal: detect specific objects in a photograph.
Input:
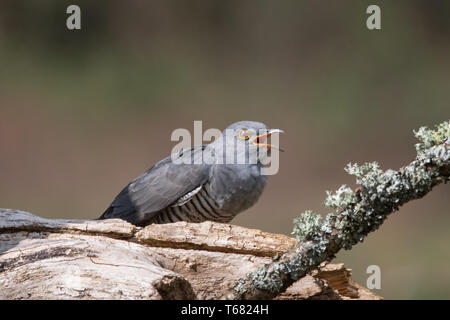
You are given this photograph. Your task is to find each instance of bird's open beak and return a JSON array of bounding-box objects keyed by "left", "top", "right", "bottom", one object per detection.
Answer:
[{"left": 252, "top": 129, "right": 285, "bottom": 152}]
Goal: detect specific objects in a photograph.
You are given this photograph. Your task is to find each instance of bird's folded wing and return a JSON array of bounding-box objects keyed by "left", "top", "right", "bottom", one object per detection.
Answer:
[{"left": 101, "top": 146, "right": 212, "bottom": 223}]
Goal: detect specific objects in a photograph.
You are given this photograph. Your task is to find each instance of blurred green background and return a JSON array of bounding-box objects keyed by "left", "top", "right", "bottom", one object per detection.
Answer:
[{"left": 0, "top": 1, "right": 449, "bottom": 299}]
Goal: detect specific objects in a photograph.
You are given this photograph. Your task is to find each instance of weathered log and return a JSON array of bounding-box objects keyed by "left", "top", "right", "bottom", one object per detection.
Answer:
[{"left": 0, "top": 209, "right": 380, "bottom": 300}]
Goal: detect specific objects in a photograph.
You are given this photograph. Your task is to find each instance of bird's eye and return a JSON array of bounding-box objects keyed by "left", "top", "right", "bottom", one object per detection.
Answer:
[{"left": 238, "top": 129, "right": 250, "bottom": 140}]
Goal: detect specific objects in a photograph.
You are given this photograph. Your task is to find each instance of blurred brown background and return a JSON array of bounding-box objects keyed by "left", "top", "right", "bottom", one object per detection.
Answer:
[{"left": 0, "top": 1, "right": 449, "bottom": 299}]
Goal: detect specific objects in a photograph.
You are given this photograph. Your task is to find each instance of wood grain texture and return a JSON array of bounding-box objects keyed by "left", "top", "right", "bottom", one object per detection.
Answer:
[{"left": 0, "top": 209, "right": 380, "bottom": 300}]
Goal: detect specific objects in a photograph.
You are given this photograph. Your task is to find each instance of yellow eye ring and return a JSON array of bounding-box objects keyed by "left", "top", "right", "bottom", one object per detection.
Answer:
[{"left": 238, "top": 129, "right": 250, "bottom": 140}]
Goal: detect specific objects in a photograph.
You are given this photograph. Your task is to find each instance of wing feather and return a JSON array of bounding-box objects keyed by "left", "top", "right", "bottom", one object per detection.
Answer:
[{"left": 100, "top": 146, "right": 212, "bottom": 225}]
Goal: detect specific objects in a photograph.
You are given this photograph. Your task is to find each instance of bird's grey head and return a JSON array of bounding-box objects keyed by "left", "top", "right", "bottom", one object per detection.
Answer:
[{"left": 210, "top": 121, "right": 283, "bottom": 165}]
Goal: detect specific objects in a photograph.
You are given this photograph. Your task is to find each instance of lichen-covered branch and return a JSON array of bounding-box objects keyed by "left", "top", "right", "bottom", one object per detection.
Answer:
[{"left": 227, "top": 120, "right": 449, "bottom": 300}]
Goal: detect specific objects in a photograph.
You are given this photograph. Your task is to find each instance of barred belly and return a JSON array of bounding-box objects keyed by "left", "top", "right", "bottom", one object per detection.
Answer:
[{"left": 150, "top": 186, "right": 234, "bottom": 224}]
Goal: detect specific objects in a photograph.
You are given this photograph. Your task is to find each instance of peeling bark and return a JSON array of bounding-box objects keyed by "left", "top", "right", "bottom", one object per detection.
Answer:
[{"left": 0, "top": 209, "right": 379, "bottom": 300}]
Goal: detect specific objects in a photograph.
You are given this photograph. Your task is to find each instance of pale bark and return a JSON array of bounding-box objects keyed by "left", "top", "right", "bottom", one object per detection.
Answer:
[{"left": 0, "top": 209, "right": 379, "bottom": 300}]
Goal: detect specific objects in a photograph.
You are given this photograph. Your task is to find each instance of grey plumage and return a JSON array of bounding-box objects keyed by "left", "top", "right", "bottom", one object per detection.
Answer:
[{"left": 99, "top": 121, "right": 281, "bottom": 226}]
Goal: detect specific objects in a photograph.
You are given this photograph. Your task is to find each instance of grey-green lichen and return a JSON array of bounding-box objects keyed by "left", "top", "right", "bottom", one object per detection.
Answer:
[
  {"left": 234, "top": 265, "right": 285, "bottom": 294},
  {"left": 292, "top": 210, "right": 323, "bottom": 242},
  {"left": 233, "top": 120, "right": 449, "bottom": 299},
  {"left": 345, "top": 162, "right": 383, "bottom": 187},
  {"left": 414, "top": 120, "right": 449, "bottom": 155},
  {"left": 324, "top": 185, "right": 357, "bottom": 210}
]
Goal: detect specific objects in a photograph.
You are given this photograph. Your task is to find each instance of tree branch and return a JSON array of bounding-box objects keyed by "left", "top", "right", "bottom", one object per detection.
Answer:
[{"left": 227, "top": 120, "right": 449, "bottom": 300}]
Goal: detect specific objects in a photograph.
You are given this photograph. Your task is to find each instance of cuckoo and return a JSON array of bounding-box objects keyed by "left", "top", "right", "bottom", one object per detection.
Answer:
[{"left": 99, "top": 121, "right": 283, "bottom": 226}]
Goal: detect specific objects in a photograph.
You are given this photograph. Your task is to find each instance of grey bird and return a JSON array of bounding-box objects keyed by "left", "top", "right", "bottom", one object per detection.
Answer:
[{"left": 99, "top": 121, "right": 283, "bottom": 226}]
